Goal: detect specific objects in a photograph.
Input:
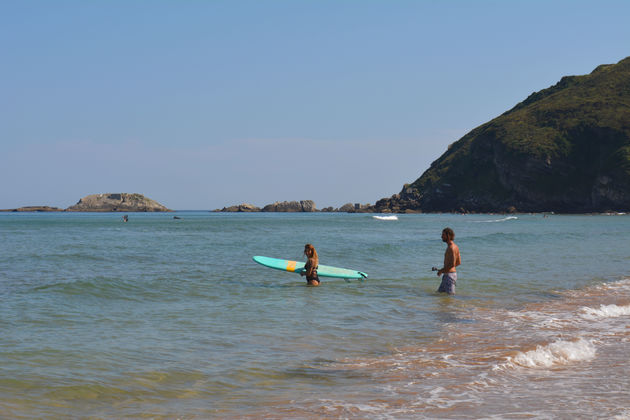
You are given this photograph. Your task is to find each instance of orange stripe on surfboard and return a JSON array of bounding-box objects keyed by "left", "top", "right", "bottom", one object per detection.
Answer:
[{"left": 286, "top": 260, "right": 297, "bottom": 272}]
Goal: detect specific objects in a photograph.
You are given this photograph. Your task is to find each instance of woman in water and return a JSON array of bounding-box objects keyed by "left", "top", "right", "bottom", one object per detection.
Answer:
[{"left": 301, "top": 243, "right": 320, "bottom": 286}]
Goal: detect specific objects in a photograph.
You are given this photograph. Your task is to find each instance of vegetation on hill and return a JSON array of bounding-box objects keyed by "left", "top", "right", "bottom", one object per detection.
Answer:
[{"left": 375, "top": 56, "right": 630, "bottom": 213}]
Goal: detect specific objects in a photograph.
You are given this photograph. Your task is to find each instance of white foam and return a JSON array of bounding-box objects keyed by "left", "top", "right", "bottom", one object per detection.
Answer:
[
  {"left": 579, "top": 304, "right": 630, "bottom": 320},
  {"left": 473, "top": 216, "right": 518, "bottom": 223},
  {"left": 562, "top": 278, "right": 630, "bottom": 298},
  {"left": 613, "top": 409, "right": 630, "bottom": 420},
  {"left": 319, "top": 398, "right": 390, "bottom": 415},
  {"left": 503, "top": 338, "right": 596, "bottom": 369},
  {"left": 373, "top": 215, "right": 398, "bottom": 221},
  {"left": 595, "top": 278, "right": 630, "bottom": 291},
  {"left": 424, "top": 386, "right": 459, "bottom": 408},
  {"left": 497, "top": 310, "right": 572, "bottom": 331}
]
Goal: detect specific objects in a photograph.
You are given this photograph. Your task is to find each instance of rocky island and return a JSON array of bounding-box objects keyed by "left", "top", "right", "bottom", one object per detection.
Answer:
[
  {"left": 216, "top": 200, "right": 316, "bottom": 212},
  {"left": 66, "top": 193, "right": 172, "bottom": 212},
  {"left": 0, "top": 206, "right": 64, "bottom": 212},
  {"left": 2, "top": 194, "right": 171, "bottom": 212},
  {"left": 373, "top": 56, "right": 630, "bottom": 213}
]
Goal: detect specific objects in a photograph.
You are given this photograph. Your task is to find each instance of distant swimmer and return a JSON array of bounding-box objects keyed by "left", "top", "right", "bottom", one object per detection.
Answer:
[
  {"left": 300, "top": 243, "right": 320, "bottom": 286},
  {"left": 435, "top": 227, "right": 461, "bottom": 295},
  {"left": 122, "top": 215, "right": 129, "bottom": 222}
]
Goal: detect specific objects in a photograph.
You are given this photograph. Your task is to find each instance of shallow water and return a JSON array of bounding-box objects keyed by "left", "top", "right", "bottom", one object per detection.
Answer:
[{"left": 1, "top": 212, "right": 629, "bottom": 418}]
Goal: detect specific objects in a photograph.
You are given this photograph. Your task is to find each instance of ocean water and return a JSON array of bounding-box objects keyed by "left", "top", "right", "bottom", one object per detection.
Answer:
[{"left": 1, "top": 212, "right": 629, "bottom": 419}]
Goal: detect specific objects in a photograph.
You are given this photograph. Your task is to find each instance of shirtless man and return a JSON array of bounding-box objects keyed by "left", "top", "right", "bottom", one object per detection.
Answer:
[{"left": 436, "top": 227, "right": 461, "bottom": 295}]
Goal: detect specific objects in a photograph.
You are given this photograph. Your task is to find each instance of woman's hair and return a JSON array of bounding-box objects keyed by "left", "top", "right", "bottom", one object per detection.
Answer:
[
  {"left": 304, "top": 243, "right": 318, "bottom": 264},
  {"left": 442, "top": 227, "right": 455, "bottom": 241}
]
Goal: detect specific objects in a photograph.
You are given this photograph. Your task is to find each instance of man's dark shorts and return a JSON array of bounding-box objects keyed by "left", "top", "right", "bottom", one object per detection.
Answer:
[{"left": 438, "top": 272, "right": 457, "bottom": 295}]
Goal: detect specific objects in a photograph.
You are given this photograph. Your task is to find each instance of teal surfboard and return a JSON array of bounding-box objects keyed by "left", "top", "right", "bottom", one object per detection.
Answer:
[{"left": 253, "top": 256, "right": 368, "bottom": 279}]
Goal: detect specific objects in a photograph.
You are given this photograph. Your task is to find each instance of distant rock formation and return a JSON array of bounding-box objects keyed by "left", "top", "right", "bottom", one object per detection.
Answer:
[
  {"left": 337, "top": 203, "right": 373, "bottom": 213},
  {"left": 216, "top": 203, "right": 261, "bottom": 212},
  {"left": 216, "top": 200, "right": 317, "bottom": 212},
  {"left": 0, "top": 206, "right": 64, "bottom": 212},
  {"left": 66, "top": 193, "right": 172, "bottom": 212},
  {"left": 215, "top": 200, "right": 378, "bottom": 213},
  {"left": 338, "top": 203, "right": 355, "bottom": 212},
  {"left": 262, "top": 200, "right": 316, "bottom": 212}
]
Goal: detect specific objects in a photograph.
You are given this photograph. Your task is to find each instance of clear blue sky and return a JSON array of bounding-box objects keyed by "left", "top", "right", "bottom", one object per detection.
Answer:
[{"left": 2, "top": 0, "right": 629, "bottom": 210}]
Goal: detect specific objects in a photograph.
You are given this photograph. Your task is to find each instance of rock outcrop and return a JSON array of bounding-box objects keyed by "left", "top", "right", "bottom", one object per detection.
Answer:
[
  {"left": 336, "top": 203, "right": 373, "bottom": 213},
  {"left": 215, "top": 200, "right": 377, "bottom": 213},
  {"left": 215, "top": 200, "right": 316, "bottom": 212},
  {"left": 66, "top": 193, "right": 172, "bottom": 212},
  {"left": 373, "top": 56, "right": 630, "bottom": 213},
  {"left": 262, "top": 200, "right": 316, "bottom": 212},
  {"left": 0, "top": 206, "right": 64, "bottom": 212},
  {"left": 216, "top": 203, "right": 261, "bottom": 212}
]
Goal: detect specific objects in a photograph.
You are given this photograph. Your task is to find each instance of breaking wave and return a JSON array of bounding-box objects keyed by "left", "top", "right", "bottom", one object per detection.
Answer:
[
  {"left": 372, "top": 215, "right": 398, "bottom": 221},
  {"left": 579, "top": 303, "right": 630, "bottom": 320},
  {"left": 499, "top": 338, "right": 596, "bottom": 369},
  {"left": 473, "top": 216, "right": 518, "bottom": 223}
]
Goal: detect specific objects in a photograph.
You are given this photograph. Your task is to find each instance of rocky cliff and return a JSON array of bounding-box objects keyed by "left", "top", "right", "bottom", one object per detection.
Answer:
[
  {"left": 374, "top": 56, "right": 630, "bottom": 213},
  {"left": 66, "top": 193, "right": 172, "bottom": 212}
]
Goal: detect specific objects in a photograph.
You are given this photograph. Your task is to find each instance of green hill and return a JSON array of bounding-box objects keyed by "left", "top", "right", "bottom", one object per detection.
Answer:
[{"left": 374, "top": 56, "right": 630, "bottom": 213}]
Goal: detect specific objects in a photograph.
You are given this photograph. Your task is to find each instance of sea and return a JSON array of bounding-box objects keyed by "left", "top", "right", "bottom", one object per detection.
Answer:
[{"left": 1, "top": 211, "right": 629, "bottom": 419}]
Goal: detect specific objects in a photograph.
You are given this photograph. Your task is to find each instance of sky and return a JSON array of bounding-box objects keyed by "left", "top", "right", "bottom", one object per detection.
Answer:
[{"left": 1, "top": 0, "right": 629, "bottom": 210}]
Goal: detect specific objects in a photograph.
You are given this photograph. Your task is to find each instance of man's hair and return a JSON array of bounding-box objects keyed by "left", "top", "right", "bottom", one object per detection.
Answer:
[{"left": 442, "top": 227, "right": 455, "bottom": 241}]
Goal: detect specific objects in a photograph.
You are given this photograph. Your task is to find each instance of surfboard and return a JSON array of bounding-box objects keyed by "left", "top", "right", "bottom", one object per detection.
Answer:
[{"left": 253, "top": 256, "right": 368, "bottom": 279}]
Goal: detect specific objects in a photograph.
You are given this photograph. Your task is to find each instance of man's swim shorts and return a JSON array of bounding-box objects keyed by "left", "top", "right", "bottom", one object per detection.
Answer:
[{"left": 438, "top": 272, "right": 457, "bottom": 295}]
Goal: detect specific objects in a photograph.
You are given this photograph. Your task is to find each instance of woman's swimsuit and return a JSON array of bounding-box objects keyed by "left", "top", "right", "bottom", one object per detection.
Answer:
[{"left": 304, "top": 260, "right": 320, "bottom": 283}]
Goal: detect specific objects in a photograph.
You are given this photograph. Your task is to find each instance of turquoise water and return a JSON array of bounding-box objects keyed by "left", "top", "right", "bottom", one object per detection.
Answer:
[{"left": 1, "top": 212, "right": 629, "bottom": 418}]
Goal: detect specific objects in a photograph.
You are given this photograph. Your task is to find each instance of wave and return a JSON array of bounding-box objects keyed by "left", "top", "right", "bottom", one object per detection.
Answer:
[
  {"left": 579, "top": 303, "right": 630, "bottom": 320},
  {"left": 472, "top": 216, "right": 518, "bottom": 223},
  {"left": 372, "top": 215, "right": 398, "bottom": 221},
  {"left": 562, "top": 278, "right": 630, "bottom": 299},
  {"left": 500, "top": 338, "right": 596, "bottom": 369}
]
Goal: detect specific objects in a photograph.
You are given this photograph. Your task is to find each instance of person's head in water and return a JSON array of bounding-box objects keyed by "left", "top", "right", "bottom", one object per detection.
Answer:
[
  {"left": 442, "top": 227, "right": 455, "bottom": 242},
  {"left": 304, "top": 244, "right": 318, "bottom": 262}
]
